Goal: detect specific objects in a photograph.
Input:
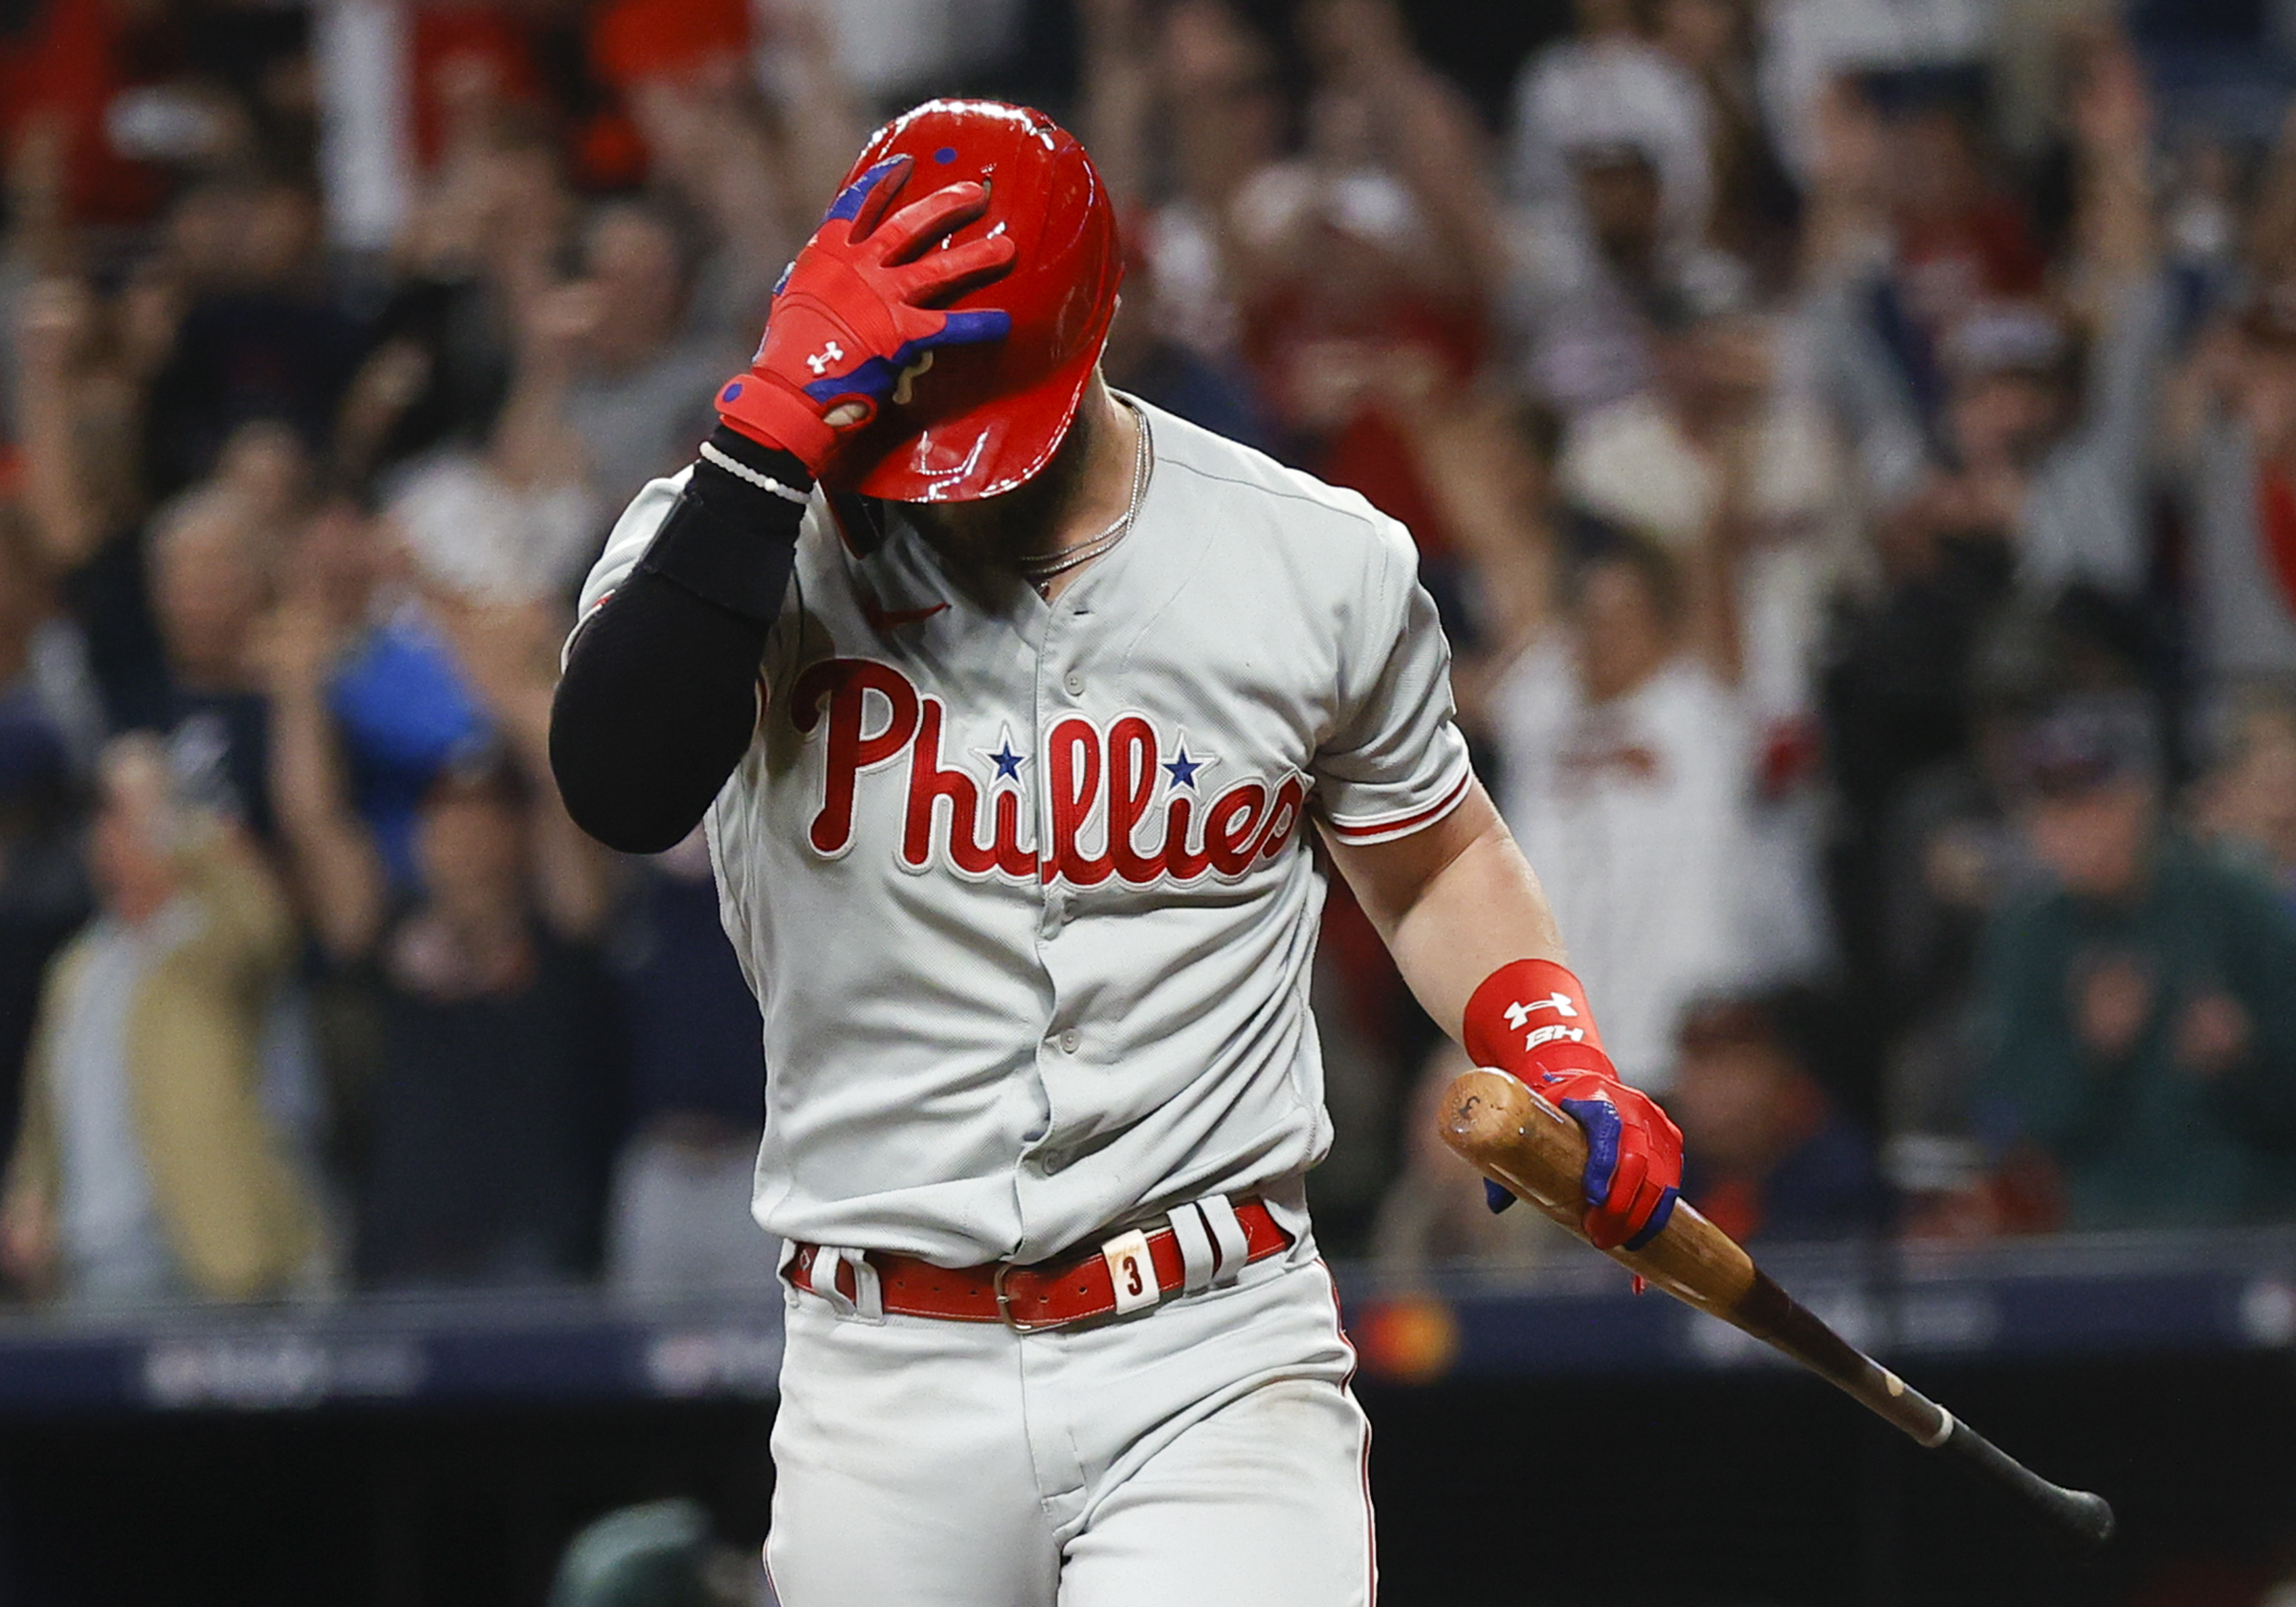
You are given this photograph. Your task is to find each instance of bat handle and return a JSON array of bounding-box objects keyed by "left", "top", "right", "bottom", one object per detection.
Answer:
[
  {"left": 1439, "top": 1070, "right": 2116, "bottom": 1548},
  {"left": 1747, "top": 1271, "right": 2117, "bottom": 1550},
  {"left": 1933, "top": 1410, "right": 2116, "bottom": 1547}
]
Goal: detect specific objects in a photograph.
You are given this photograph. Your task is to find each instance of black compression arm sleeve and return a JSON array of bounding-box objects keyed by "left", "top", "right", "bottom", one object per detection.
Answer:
[{"left": 549, "top": 429, "right": 810, "bottom": 854}]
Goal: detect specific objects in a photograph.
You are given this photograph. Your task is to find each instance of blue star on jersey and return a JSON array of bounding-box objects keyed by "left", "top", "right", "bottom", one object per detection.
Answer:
[
  {"left": 979, "top": 724, "right": 1028, "bottom": 785},
  {"left": 1163, "top": 744, "right": 1208, "bottom": 790}
]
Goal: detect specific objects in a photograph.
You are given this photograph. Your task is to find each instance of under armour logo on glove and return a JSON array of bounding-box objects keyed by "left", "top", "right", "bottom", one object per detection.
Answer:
[{"left": 713, "top": 153, "right": 1018, "bottom": 478}]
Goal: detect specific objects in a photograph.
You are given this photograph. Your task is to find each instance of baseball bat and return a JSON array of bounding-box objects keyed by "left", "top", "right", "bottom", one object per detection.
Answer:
[{"left": 1439, "top": 1069, "right": 2115, "bottom": 1548}]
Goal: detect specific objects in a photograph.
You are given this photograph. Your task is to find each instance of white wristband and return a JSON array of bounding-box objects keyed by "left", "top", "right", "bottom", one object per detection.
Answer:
[{"left": 699, "top": 441, "right": 811, "bottom": 507}]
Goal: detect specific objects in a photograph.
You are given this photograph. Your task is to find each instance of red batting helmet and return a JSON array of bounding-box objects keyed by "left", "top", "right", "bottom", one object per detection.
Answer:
[{"left": 831, "top": 99, "right": 1123, "bottom": 503}]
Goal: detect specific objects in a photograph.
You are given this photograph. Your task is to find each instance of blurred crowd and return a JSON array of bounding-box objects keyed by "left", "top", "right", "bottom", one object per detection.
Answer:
[{"left": 1, "top": 0, "right": 2295, "bottom": 1308}]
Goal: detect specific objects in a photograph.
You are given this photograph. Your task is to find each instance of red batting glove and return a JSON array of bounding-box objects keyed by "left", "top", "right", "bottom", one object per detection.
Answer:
[
  {"left": 715, "top": 154, "right": 1018, "bottom": 478},
  {"left": 1463, "top": 959, "right": 1684, "bottom": 1251}
]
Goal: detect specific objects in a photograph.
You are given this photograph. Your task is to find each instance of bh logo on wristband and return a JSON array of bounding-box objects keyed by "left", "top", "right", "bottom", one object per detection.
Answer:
[{"left": 1504, "top": 993, "right": 1585, "bottom": 1051}]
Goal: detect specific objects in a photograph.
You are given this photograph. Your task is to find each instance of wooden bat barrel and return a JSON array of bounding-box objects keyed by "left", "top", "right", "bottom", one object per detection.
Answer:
[{"left": 1438, "top": 1068, "right": 1764, "bottom": 1323}]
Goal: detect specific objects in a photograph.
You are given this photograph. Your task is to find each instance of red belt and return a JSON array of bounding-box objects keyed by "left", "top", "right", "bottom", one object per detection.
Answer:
[{"left": 788, "top": 1198, "right": 1291, "bottom": 1331}]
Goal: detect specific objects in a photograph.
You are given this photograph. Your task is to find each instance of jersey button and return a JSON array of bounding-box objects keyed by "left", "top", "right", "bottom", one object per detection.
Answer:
[
  {"left": 1057, "top": 1028, "right": 1082, "bottom": 1055},
  {"left": 1063, "top": 671, "right": 1085, "bottom": 696}
]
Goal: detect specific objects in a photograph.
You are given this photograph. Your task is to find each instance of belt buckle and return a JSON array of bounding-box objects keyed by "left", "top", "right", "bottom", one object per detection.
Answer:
[{"left": 992, "top": 1262, "right": 1060, "bottom": 1332}]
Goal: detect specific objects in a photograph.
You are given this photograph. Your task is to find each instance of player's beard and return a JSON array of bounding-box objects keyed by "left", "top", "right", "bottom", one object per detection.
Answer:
[{"left": 902, "top": 400, "right": 1097, "bottom": 594}]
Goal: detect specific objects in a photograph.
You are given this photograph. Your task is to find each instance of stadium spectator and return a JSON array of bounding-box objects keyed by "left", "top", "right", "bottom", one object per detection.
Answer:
[
  {"left": 139, "top": 175, "right": 363, "bottom": 501},
  {"left": 623, "top": 11, "right": 865, "bottom": 343},
  {"left": 1511, "top": 1, "right": 1711, "bottom": 246},
  {"left": 1100, "top": 246, "right": 1274, "bottom": 456},
  {"left": 605, "top": 828, "right": 771, "bottom": 1298},
  {"left": 1551, "top": 308, "right": 1846, "bottom": 979},
  {"left": 0, "top": 0, "right": 179, "bottom": 231},
  {"left": 13, "top": 271, "right": 311, "bottom": 824},
  {"left": 263, "top": 490, "right": 491, "bottom": 895},
  {"left": 264, "top": 565, "right": 614, "bottom": 1287},
  {"left": 1488, "top": 517, "right": 1762, "bottom": 1093},
  {"left": 1378, "top": 372, "right": 1564, "bottom": 735},
  {"left": 349, "top": 751, "right": 619, "bottom": 1287},
  {"left": 1650, "top": 0, "right": 1798, "bottom": 282},
  {"left": 0, "top": 507, "right": 99, "bottom": 1168},
  {"left": 1671, "top": 991, "right": 1882, "bottom": 1243},
  {"left": 1815, "top": 30, "right": 2168, "bottom": 599},
  {"left": 332, "top": 129, "right": 545, "bottom": 478},
  {"left": 0, "top": 497, "right": 101, "bottom": 782},
  {"left": 1502, "top": 0, "right": 1743, "bottom": 414},
  {"left": 380, "top": 191, "right": 614, "bottom": 613},
  {"left": 9, "top": 273, "right": 144, "bottom": 584},
  {"left": 1227, "top": 0, "right": 1493, "bottom": 542},
  {"left": 2193, "top": 690, "right": 2296, "bottom": 908},
  {"left": 556, "top": 198, "right": 743, "bottom": 510},
  {"left": 2172, "top": 276, "right": 2296, "bottom": 702},
  {"left": 136, "top": 474, "right": 289, "bottom": 838},
  {"left": 1975, "top": 693, "right": 2296, "bottom": 1230},
  {"left": 1089, "top": 0, "right": 1290, "bottom": 364},
  {"left": 0, "top": 735, "right": 319, "bottom": 1303},
  {"left": 1371, "top": 1042, "right": 1566, "bottom": 1274},
  {"left": 10, "top": 271, "right": 172, "bottom": 738}
]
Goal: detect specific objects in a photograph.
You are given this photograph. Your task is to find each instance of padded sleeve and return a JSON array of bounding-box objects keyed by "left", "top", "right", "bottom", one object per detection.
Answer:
[{"left": 548, "top": 429, "right": 811, "bottom": 854}]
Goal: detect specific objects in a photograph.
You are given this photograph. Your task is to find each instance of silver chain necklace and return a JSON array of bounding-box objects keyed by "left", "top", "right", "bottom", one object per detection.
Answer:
[{"left": 1015, "top": 400, "right": 1151, "bottom": 594}]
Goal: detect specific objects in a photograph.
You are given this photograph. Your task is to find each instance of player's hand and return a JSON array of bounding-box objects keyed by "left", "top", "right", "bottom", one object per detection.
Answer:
[
  {"left": 1484, "top": 1055, "right": 1682, "bottom": 1250},
  {"left": 1539, "top": 1067, "right": 1682, "bottom": 1250},
  {"left": 715, "top": 155, "right": 1018, "bottom": 478},
  {"left": 0, "top": 1188, "right": 55, "bottom": 1288}
]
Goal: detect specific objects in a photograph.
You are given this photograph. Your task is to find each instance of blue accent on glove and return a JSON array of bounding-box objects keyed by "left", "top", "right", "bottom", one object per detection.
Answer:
[
  {"left": 824, "top": 158, "right": 906, "bottom": 224},
  {"left": 771, "top": 260, "right": 794, "bottom": 298},
  {"left": 1559, "top": 1094, "right": 1623, "bottom": 1213},
  {"left": 934, "top": 308, "right": 1014, "bottom": 344},
  {"left": 1483, "top": 1178, "right": 1516, "bottom": 1215},
  {"left": 798, "top": 313, "right": 1016, "bottom": 406},
  {"left": 1622, "top": 1186, "right": 1680, "bottom": 1251}
]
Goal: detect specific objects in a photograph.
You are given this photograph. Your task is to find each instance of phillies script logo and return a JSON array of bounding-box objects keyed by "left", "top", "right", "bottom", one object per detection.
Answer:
[{"left": 790, "top": 658, "right": 1306, "bottom": 886}]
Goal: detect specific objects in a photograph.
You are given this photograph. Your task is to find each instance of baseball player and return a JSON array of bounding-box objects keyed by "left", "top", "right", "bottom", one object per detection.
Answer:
[{"left": 549, "top": 99, "right": 1683, "bottom": 1606}]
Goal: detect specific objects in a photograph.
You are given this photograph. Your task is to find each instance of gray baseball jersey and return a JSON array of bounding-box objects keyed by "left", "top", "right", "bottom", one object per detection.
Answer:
[{"left": 576, "top": 398, "right": 1471, "bottom": 1267}]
